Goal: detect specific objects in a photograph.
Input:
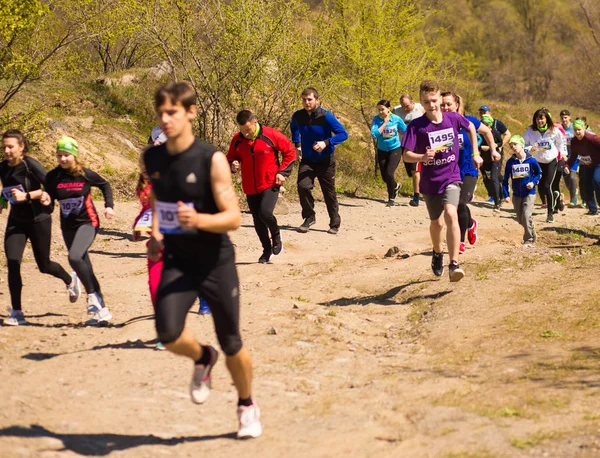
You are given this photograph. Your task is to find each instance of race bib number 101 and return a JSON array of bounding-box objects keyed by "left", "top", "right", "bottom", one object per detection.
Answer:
[{"left": 155, "top": 201, "right": 194, "bottom": 234}]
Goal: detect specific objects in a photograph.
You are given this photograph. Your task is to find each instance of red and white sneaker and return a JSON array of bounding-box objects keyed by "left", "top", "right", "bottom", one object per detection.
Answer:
[
  {"left": 190, "top": 346, "right": 218, "bottom": 404},
  {"left": 237, "top": 403, "right": 262, "bottom": 439},
  {"left": 459, "top": 242, "right": 466, "bottom": 254},
  {"left": 467, "top": 219, "right": 478, "bottom": 245}
]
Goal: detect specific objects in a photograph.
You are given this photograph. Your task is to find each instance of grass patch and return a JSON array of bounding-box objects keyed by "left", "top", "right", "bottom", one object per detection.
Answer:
[
  {"left": 292, "top": 296, "right": 310, "bottom": 303},
  {"left": 540, "top": 330, "right": 562, "bottom": 339}
]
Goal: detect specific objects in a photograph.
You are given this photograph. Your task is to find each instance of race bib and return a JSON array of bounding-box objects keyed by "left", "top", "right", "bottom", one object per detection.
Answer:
[
  {"left": 134, "top": 208, "right": 153, "bottom": 232},
  {"left": 512, "top": 163, "right": 531, "bottom": 179},
  {"left": 580, "top": 155, "right": 592, "bottom": 166},
  {"left": 458, "top": 134, "right": 465, "bottom": 150},
  {"left": 1, "top": 185, "right": 25, "bottom": 205},
  {"left": 59, "top": 197, "right": 84, "bottom": 217},
  {"left": 537, "top": 140, "right": 552, "bottom": 150},
  {"left": 428, "top": 128, "right": 455, "bottom": 151},
  {"left": 382, "top": 126, "right": 397, "bottom": 139},
  {"left": 155, "top": 200, "right": 194, "bottom": 234}
]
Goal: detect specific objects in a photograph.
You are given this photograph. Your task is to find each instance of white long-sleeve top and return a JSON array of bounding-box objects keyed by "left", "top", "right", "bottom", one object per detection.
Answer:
[{"left": 523, "top": 127, "right": 564, "bottom": 164}]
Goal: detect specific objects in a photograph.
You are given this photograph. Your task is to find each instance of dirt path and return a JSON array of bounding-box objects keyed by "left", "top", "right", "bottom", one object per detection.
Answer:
[{"left": 0, "top": 193, "right": 599, "bottom": 458}]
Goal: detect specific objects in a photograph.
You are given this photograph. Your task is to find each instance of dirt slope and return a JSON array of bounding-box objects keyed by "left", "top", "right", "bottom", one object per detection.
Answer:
[{"left": 0, "top": 193, "right": 599, "bottom": 458}]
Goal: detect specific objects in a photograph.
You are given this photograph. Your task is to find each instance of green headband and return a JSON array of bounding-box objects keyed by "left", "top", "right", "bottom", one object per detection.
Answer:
[
  {"left": 56, "top": 136, "right": 79, "bottom": 156},
  {"left": 573, "top": 120, "right": 585, "bottom": 130},
  {"left": 481, "top": 114, "right": 494, "bottom": 126},
  {"left": 509, "top": 135, "right": 525, "bottom": 147}
]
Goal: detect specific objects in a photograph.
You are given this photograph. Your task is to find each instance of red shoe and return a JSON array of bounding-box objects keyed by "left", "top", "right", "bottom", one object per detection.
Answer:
[
  {"left": 467, "top": 219, "right": 478, "bottom": 245},
  {"left": 459, "top": 242, "right": 466, "bottom": 254}
]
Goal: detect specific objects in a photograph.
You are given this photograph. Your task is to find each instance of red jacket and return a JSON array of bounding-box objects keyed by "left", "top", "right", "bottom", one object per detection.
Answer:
[{"left": 227, "top": 124, "right": 296, "bottom": 195}]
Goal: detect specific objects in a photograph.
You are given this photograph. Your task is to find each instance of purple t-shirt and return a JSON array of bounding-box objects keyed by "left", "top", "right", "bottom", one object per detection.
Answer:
[{"left": 401, "top": 111, "right": 471, "bottom": 195}]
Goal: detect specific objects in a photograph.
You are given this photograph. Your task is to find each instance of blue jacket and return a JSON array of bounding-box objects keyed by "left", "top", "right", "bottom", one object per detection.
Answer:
[
  {"left": 290, "top": 107, "right": 348, "bottom": 162},
  {"left": 458, "top": 115, "right": 480, "bottom": 179},
  {"left": 370, "top": 113, "right": 406, "bottom": 152},
  {"left": 502, "top": 153, "right": 542, "bottom": 198}
]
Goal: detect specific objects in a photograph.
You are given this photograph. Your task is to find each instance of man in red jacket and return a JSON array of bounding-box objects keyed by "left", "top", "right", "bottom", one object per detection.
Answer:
[{"left": 227, "top": 110, "right": 296, "bottom": 263}]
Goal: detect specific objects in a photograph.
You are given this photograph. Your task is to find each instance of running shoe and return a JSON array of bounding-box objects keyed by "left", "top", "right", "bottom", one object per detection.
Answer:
[
  {"left": 386, "top": 199, "right": 396, "bottom": 207},
  {"left": 272, "top": 233, "right": 283, "bottom": 256},
  {"left": 409, "top": 197, "right": 419, "bottom": 207},
  {"left": 493, "top": 205, "right": 501, "bottom": 213},
  {"left": 258, "top": 250, "right": 271, "bottom": 264},
  {"left": 568, "top": 197, "right": 578, "bottom": 208},
  {"left": 392, "top": 183, "right": 401, "bottom": 200},
  {"left": 431, "top": 251, "right": 444, "bottom": 277},
  {"left": 190, "top": 345, "right": 218, "bottom": 404},
  {"left": 297, "top": 216, "right": 315, "bottom": 233},
  {"left": 557, "top": 193, "right": 565, "bottom": 212},
  {"left": 199, "top": 297, "right": 211, "bottom": 315},
  {"left": 237, "top": 403, "right": 263, "bottom": 439},
  {"left": 155, "top": 342, "right": 167, "bottom": 351},
  {"left": 449, "top": 261, "right": 465, "bottom": 282},
  {"left": 546, "top": 214, "right": 554, "bottom": 223},
  {"left": 87, "top": 306, "right": 112, "bottom": 325},
  {"left": 4, "top": 308, "right": 26, "bottom": 326},
  {"left": 67, "top": 272, "right": 81, "bottom": 303},
  {"left": 87, "top": 292, "right": 103, "bottom": 314},
  {"left": 327, "top": 227, "right": 339, "bottom": 235},
  {"left": 467, "top": 219, "right": 478, "bottom": 245},
  {"left": 459, "top": 242, "right": 466, "bottom": 254},
  {"left": 486, "top": 197, "right": 494, "bottom": 203},
  {"left": 586, "top": 210, "right": 599, "bottom": 216}
]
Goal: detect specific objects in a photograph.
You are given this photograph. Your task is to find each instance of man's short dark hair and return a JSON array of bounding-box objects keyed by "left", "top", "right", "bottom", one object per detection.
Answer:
[
  {"left": 301, "top": 87, "right": 319, "bottom": 99},
  {"left": 560, "top": 109, "right": 571, "bottom": 117},
  {"left": 419, "top": 80, "right": 439, "bottom": 96},
  {"left": 236, "top": 110, "right": 257, "bottom": 125},
  {"left": 154, "top": 82, "right": 196, "bottom": 111}
]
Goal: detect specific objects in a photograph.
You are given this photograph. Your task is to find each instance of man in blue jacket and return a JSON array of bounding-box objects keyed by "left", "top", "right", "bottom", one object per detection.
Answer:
[{"left": 291, "top": 88, "right": 348, "bottom": 234}]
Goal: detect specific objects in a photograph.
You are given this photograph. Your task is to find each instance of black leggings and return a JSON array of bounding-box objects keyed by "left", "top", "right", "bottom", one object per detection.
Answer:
[
  {"left": 539, "top": 160, "right": 558, "bottom": 215},
  {"left": 246, "top": 187, "right": 280, "bottom": 252},
  {"left": 377, "top": 148, "right": 402, "bottom": 200},
  {"left": 63, "top": 224, "right": 100, "bottom": 295},
  {"left": 5, "top": 216, "right": 71, "bottom": 311},
  {"left": 155, "top": 244, "right": 242, "bottom": 355},
  {"left": 481, "top": 161, "right": 501, "bottom": 205},
  {"left": 458, "top": 175, "right": 477, "bottom": 243}
]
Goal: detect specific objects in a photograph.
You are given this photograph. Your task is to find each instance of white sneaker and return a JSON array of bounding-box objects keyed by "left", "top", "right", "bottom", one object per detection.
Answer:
[
  {"left": 237, "top": 403, "right": 262, "bottom": 439},
  {"left": 4, "top": 307, "right": 26, "bottom": 326},
  {"left": 86, "top": 306, "right": 112, "bottom": 325},
  {"left": 67, "top": 272, "right": 81, "bottom": 303},
  {"left": 87, "top": 292, "right": 103, "bottom": 314},
  {"left": 190, "top": 346, "right": 218, "bottom": 404}
]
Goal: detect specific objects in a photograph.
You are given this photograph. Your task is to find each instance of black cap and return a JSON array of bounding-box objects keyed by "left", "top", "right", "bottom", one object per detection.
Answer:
[{"left": 559, "top": 109, "right": 571, "bottom": 116}]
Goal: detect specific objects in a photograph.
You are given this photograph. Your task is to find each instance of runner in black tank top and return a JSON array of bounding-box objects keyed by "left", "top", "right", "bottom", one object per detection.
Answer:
[
  {"left": 0, "top": 130, "right": 78, "bottom": 326},
  {"left": 145, "top": 82, "right": 262, "bottom": 439}
]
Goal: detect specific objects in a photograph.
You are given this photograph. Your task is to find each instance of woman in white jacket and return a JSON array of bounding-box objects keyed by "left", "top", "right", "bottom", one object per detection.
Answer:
[{"left": 523, "top": 108, "right": 565, "bottom": 223}]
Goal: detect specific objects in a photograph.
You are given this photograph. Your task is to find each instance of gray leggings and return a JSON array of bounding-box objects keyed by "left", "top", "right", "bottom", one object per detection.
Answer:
[{"left": 63, "top": 224, "right": 100, "bottom": 295}]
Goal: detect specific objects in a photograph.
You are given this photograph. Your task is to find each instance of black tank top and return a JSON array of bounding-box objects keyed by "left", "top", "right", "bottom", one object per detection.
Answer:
[{"left": 144, "top": 139, "right": 230, "bottom": 258}]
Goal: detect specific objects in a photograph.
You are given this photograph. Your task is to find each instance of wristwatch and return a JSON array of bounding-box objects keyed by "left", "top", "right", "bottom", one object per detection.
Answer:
[{"left": 26, "top": 192, "right": 31, "bottom": 202}]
